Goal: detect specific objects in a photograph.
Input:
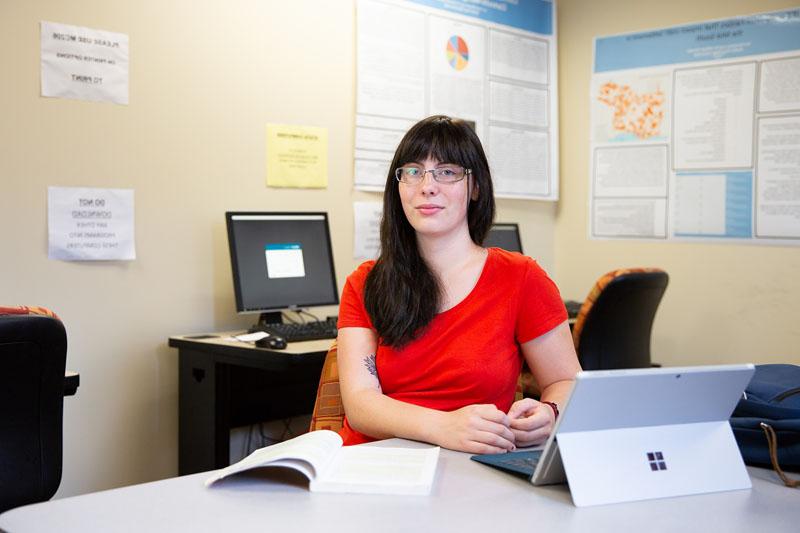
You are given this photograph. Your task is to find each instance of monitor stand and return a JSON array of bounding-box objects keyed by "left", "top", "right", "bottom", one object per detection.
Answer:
[{"left": 248, "top": 311, "right": 283, "bottom": 333}]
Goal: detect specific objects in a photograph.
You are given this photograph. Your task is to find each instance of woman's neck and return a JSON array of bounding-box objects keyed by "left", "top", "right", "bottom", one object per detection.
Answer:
[
  {"left": 416, "top": 226, "right": 484, "bottom": 278},
  {"left": 416, "top": 227, "right": 488, "bottom": 313}
]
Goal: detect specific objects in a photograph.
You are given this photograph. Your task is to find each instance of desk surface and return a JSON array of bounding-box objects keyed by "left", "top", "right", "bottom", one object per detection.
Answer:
[
  {"left": 169, "top": 331, "right": 332, "bottom": 356},
  {"left": 169, "top": 332, "right": 331, "bottom": 370},
  {"left": 1, "top": 439, "right": 797, "bottom": 533}
]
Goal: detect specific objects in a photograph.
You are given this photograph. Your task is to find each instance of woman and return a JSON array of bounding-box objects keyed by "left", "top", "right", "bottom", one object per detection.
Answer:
[{"left": 337, "top": 115, "right": 581, "bottom": 454}]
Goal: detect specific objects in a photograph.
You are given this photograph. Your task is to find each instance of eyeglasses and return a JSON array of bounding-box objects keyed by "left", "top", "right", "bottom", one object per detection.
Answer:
[{"left": 394, "top": 165, "right": 472, "bottom": 185}]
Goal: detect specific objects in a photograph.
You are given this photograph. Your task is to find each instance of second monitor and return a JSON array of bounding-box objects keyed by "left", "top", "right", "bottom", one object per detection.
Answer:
[{"left": 484, "top": 223, "right": 522, "bottom": 254}]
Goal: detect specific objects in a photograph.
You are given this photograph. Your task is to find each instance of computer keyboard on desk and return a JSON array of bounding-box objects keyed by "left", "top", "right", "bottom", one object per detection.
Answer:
[
  {"left": 564, "top": 300, "right": 583, "bottom": 319},
  {"left": 257, "top": 320, "right": 338, "bottom": 343}
]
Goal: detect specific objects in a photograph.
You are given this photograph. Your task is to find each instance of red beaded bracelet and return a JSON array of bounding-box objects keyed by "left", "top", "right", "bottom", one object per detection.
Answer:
[{"left": 542, "top": 401, "right": 559, "bottom": 420}]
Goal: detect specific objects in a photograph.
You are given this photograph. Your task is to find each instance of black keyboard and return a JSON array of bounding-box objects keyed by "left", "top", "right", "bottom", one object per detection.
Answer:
[
  {"left": 471, "top": 449, "right": 544, "bottom": 478},
  {"left": 253, "top": 319, "right": 338, "bottom": 343}
]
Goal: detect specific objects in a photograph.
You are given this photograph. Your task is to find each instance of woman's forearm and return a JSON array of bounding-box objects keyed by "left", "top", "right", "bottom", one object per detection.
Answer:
[
  {"left": 342, "top": 387, "right": 444, "bottom": 443},
  {"left": 539, "top": 379, "right": 575, "bottom": 409},
  {"left": 344, "top": 387, "right": 516, "bottom": 454}
]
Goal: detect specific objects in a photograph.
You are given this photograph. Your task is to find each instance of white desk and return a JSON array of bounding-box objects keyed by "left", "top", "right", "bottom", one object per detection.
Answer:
[{"left": 1, "top": 440, "right": 797, "bottom": 532}]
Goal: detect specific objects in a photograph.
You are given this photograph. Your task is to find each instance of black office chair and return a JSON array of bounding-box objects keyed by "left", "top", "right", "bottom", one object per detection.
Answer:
[
  {"left": 572, "top": 268, "right": 669, "bottom": 370},
  {"left": 0, "top": 307, "right": 68, "bottom": 513}
]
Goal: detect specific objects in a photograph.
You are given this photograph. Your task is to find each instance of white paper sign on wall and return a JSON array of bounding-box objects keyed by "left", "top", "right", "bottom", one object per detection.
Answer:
[
  {"left": 48, "top": 186, "right": 136, "bottom": 261},
  {"left": 40, "top": 21, "right": 129, "bottom": 105}
]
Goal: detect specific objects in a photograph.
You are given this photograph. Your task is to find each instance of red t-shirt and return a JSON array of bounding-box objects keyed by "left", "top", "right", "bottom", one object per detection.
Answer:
[{"left": 337, "top": 247, "right": 567, "bottom": 445}]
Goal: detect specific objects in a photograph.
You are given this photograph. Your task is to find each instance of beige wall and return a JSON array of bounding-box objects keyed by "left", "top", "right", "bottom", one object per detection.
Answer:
[
  {"left": 0, "top": 0, "right": 556, "bottom": 497},
  {"left": 555, "top": 0, "right": 800, "bottom": 366}
]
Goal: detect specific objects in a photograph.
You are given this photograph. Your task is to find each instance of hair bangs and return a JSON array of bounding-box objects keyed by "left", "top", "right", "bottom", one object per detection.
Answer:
[
  {"left": 394, "top": 119, "right": 474, "bottom": 169},
  {"left": 425, "top": 126, "right": 474, "bottom": 168}
]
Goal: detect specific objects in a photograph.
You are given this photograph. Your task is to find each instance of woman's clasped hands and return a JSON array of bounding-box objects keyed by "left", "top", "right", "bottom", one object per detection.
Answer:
[
  {"left": 437, "top": 398, "right": 556, "bottom": 454},
  {"left": 506, "top": 397, "right": 556, "bottom": 448}
]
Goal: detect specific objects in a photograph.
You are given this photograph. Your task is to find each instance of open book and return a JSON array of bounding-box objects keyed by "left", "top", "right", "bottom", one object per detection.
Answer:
[{"left": 205, "top": 430, "right": 440, "bottom": 495}]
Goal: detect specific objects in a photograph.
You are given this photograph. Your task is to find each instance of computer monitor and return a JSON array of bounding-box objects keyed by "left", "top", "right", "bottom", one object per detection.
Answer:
[
  {"left": 225, "top": 212, "right": 339, "bottom": 325},
  {"left": 484, "top": 223, "right": 523, "bottom": 253}
]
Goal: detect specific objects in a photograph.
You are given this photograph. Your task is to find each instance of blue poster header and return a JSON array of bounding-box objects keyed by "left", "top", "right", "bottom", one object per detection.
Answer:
[
  {"left": 408, "top": 0, "right": 553, "bottom": 35},
  {"left": 595, "top": 8, "right": 800, "bottom": 72}
]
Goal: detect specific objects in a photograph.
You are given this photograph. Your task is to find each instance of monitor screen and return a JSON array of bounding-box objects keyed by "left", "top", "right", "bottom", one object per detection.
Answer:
[
  {"left": 484, "top": 223, "right": 523, "bottom": 253},
  {"left": 225, "top": 212, "right": 339, "bottom": 314}
]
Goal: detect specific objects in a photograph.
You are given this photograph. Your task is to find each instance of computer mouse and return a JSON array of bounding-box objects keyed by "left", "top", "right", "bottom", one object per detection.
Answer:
[{"left": 255, "top": 335, "right": 287, "bottom": 350}]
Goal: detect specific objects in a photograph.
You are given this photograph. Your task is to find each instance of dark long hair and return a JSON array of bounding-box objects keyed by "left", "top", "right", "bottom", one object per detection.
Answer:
[{"left": 363, "top": 115, "right": 495, "bottom": 348}]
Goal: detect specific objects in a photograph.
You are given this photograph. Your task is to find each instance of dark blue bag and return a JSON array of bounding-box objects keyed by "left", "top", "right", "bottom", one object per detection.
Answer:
[{"left": 730, "top": 364, "right": 800, "bottom": 487}]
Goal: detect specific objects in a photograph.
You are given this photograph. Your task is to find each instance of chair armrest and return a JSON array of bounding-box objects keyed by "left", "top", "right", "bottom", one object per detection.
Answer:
[{"left": 64, "top": 371, "right": 80, "bottom": 396}]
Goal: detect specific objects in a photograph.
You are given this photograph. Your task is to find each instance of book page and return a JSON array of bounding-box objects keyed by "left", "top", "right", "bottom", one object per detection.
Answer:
[
  {"left": 205, "top": 430, "right": 342, "bottom": 486},
  {"left": 311, "top": 445, "right": 440, "bottom": 495}
]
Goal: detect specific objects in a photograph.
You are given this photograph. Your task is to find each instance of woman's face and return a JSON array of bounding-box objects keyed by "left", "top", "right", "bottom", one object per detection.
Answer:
[{"left": 397, "top": 156, "right": 476, "bottom": 241}]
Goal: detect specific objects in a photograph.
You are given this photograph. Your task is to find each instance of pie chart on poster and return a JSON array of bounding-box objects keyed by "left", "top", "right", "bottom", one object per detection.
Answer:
[{"left": 446, "top": 35, "right": 469, "bottom": 71}]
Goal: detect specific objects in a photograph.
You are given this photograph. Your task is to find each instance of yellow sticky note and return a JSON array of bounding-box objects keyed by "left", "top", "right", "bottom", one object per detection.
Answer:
[{"left": 266, "top": 124, "right": 328, "bottom": 188}]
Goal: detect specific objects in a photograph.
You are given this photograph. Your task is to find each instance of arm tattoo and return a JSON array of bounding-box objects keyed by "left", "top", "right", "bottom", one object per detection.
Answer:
[{"left": 363, "top": 353, "right": 379, "bottom": 379}]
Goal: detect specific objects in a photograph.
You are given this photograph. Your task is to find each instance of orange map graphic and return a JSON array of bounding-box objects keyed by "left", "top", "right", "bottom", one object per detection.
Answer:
[{"left": 598, "top": 82, "right": 664, "bottom": 139}]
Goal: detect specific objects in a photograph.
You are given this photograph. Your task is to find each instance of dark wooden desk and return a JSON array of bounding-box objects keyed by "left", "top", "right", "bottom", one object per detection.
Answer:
[{"left": 168, "top": 333, "right": 330, "bottom": 475}]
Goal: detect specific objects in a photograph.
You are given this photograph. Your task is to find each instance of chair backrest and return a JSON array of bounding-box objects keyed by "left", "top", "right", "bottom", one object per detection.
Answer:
[
  {"left": 309, "top": 342, "right": 345, "bottom": 433},
  {"left": 572, "top": 268, "right": 668, "bottom": 371},
  {"left": 0, "top": 307, "right": 67, "bottom": 513}
]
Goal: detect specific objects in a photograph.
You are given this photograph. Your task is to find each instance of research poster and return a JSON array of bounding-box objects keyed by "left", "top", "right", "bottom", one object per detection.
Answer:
[
  {"left": 356, "top": 0, "right": 558, "bottom": 200},
  {"left": 590, "top": 8, "right": 800, "bottom": 244}
]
